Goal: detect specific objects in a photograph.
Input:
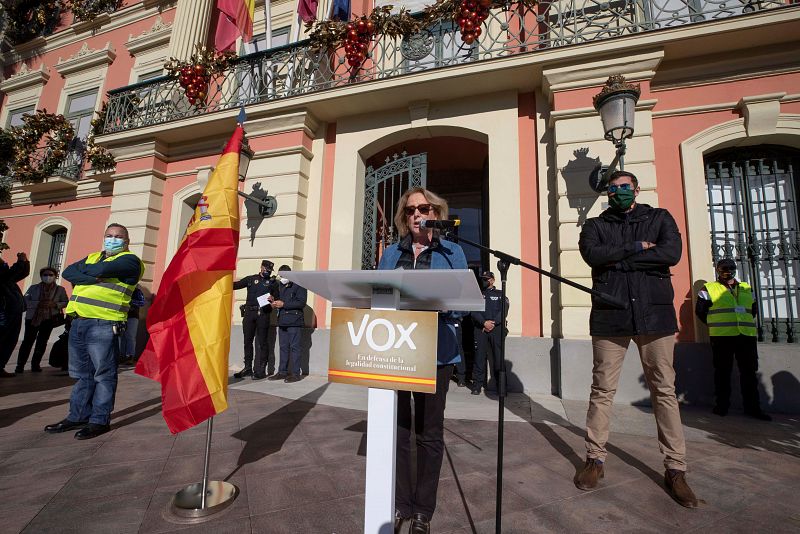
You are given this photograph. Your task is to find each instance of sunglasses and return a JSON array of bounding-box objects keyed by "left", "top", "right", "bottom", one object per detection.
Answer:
[
  {"left": 607, "top": 183, "right": 633, "bottom": 194},
  {"left": 404, "top": 204, "right": 434, "bottom": 216}
]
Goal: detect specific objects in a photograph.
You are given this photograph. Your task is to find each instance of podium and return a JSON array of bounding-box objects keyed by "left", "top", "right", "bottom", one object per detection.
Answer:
[{"left": 281, "top": 269, "right": 484, "bottom": 534}]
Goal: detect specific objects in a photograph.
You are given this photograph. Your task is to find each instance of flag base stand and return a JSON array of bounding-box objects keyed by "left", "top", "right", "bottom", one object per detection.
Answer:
[
  {"left": 171, "top": 481, "right": 238, "bottom": 518},
  {"left": 170, "top": 417, "right": 238, "bottom": 519}
]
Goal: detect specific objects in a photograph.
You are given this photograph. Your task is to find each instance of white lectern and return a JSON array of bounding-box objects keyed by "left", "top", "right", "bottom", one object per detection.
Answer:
[{"left": 281, "top": 269, "right": 484, "bottom": 534}]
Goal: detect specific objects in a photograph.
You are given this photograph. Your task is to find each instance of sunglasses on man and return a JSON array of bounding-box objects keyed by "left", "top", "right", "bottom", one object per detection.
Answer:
[
  {"left": 404, "top": 204, "right": 434, "bottom": 216},
  {"left": 607, "top": 183, "right": 633, "bottom": 194}
]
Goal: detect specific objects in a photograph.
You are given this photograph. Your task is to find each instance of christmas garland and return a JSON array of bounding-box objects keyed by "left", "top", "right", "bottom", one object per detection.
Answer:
[
  {"left": 66, "top": 0, "right": 122, "bottom": 22},
  {"left": 305, "top": 0, "right": 538, "bottom": 52},
  {"left": 9, "top": 110, "right": 74, "bottom": 184},
  {"left": 86, "top": 102, "right": 115, "bottom": 172},
  {"left": 2, "top": 0, "right": 64, "bottom": 44},
  {"left": 164, "top": 45, "right": 237, "bottom": 107}
]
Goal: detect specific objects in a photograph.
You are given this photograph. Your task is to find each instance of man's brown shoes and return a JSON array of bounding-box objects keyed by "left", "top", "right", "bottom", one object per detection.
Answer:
[
  {"left": 574, "top": 458, "right": 604, "bottom": 490},
  {"left": 665, "top": 469, "right": 699, "bottom": 508}
]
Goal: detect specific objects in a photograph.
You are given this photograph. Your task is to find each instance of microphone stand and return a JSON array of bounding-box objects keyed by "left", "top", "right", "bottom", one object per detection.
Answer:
[{"left": 441, "top": 228, "right": 625, "bottom": 534}]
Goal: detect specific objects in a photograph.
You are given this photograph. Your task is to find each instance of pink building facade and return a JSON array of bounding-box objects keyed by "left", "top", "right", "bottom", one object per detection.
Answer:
[{"left": 2, "top": 0, "right": 799, "bottom": 409}]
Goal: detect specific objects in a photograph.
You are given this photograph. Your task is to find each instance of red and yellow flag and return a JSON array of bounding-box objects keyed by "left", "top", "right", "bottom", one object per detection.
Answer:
[
  {"left": 136, "top": 126, "right": 243, "bottom": 434},
  {"left": 214, "top": 0, "right": 256, "bottom": 52}
]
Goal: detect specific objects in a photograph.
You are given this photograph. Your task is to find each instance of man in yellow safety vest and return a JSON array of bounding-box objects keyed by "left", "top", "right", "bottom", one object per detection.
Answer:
[
  {"left": 696, "top": 258, "right": 771, "bottom": 421},
  {"left": 45, "top": 223, "right": 145, "bottom": 439}
]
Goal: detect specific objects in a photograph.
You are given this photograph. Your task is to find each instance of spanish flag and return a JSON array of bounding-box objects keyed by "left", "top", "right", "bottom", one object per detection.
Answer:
[
  {"left": 136, "top": 126, "right": 243, "bottom": 434},
  {"left": 214, "top": 0, "right": 256, "bottom": 52}
]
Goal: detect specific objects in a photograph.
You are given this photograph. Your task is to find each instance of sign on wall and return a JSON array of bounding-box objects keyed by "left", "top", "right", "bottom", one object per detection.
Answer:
[{"left": 329, "top": 308, "right": 438, "bottom": 393}]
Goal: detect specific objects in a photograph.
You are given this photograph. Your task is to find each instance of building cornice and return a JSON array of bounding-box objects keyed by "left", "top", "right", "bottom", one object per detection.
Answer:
[
  {"left": 125, "top": 15, "right": 173, "bottom": 54},
  {"left": 0, "top": 63, "right": 50, "bottom": 93},
  {"left": 3, "top": 1, "right": 177, "bottom": 67},
  {"left": 54, "top": 42, "right": 116, "bottom": 76}
]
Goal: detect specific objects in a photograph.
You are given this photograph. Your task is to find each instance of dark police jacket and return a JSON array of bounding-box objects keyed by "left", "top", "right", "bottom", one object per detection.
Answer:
[
  {"left": 578, "top": 203, "right": 681, "bottom": 337},
  {"left": 276, "top": 281, "right": 307, "bottom": 327},
  {"left": 233, "top": 274, "right": 277, "bottom": 311},
  {"left": 471, "top": 287, "right": 508, "bottom": 334}
]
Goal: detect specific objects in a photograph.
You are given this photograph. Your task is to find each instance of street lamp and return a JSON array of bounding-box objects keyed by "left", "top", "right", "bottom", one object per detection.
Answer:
[
  {"left": 589, "top": 75, "right": 641, "bottom": 192},
  {"left": 237, "top": 134, "right": 254, "bottom": 183},
  {"left": 235, "top": 134, "right": 277, "bottom": 218}
]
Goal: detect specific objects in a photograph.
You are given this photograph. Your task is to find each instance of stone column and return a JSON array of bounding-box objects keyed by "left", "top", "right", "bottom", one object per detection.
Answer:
[{"left": 167, "top": 0, "right": 215, "bottom": 61}]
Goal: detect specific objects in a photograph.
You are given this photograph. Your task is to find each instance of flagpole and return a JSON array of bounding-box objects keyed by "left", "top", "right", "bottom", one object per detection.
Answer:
[
  {"left": 171, "top": 416, "right": 238, "bottom": 518},
  {"left": 200, "top": 417, "right": 213, "bottom": 509}
]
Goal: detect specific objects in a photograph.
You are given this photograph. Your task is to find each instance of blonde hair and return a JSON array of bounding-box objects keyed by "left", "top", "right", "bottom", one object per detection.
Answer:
[{"left": 393, "top": 187, "right": 449, "bottom": 238}]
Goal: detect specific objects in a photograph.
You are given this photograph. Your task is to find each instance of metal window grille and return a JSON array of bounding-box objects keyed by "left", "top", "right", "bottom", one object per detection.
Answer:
[
  {"left": 705, "top": 146, "right": 800, "bottom": 343},
  {"left": 362, "top": 152, "right": 427, "bottom": 270},
  {"left": 48, "top": 229, "right": 67, "bottom": 273}
]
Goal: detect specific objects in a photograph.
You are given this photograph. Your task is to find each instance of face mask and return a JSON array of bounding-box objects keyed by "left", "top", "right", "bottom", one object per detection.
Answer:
[
  {"left": 280, "top": 277, "right": 290, "bottom": 285},
  {"left": 260, "top": 270, "right": 271, "bottom": 278},
  {"left": 608, "top": 188, "right": 635, "bottom": 211},
  {"left": 104, "top": 237, "right": 126, "bottom": 254},
  {"left": 480, "top": 280, "right": 490, "bottom": 290},
  {"left": 41, "top": 275, "right": 55, "bottom": 283}
]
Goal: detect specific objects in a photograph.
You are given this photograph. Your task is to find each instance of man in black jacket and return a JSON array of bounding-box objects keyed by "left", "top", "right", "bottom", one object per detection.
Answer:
[
  {"left": 268, "top": 265, "right": 307, "bottom": 383},
  {"left": 470, "top": 271, "right": 508, "bottom": 395},
  {"left": 575, "top": 171, "right": 698, "bottom": 508},
  {"left": 0, "top": 252, "right": 30, "bottom": 377},
  {"left": 233, "top": 260, "right": 277, "bottom": 379}
]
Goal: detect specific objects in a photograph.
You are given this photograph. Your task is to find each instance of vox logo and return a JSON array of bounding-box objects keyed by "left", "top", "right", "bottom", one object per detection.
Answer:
[{"left": 346, "top": 314, "right": 418, "bottom": 352}]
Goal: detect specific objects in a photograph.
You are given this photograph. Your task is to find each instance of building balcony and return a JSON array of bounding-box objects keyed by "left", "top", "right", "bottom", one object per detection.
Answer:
[
  {"left": 16, "top": 145, "right": 85, "bottom": 193},
  {"left": 100, "top": 0, "right": 793, "bottom": 135}
]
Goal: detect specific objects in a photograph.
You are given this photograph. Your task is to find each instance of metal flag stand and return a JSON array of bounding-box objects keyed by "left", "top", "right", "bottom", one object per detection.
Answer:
[{"left": 171, "top": 417, "right": 239, "bottom": 518}]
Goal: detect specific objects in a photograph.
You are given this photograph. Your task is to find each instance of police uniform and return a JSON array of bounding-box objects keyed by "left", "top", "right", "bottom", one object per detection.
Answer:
[
  {"left": 234, "top": 261, "right": 278, "bottom": 378},
  {"left": 696, "top": 271, "right": 767, "bottom": 418},
  {"left": 470, "top": 271, "right": 508, "bottom": 394}
]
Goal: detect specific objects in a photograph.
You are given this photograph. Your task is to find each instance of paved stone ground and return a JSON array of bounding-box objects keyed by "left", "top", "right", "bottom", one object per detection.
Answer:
[{"left": 1, "top": 367, "right": 799, "bottom": 534}]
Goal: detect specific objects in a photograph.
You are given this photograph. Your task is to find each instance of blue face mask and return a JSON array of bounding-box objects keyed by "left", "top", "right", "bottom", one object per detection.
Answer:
[{"left": 104, "top": 237, "right": 126, "bottom": 254}]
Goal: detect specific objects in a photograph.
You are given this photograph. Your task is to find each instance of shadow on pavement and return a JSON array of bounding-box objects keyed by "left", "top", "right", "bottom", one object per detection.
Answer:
[
  {"left": 500, "top": 361, "right": 663, "bottom": 485},
  {"left": 0, "top": 399, "right": 68, "bottom": 429},
  {"left": 226, "top": 383, "right": 330, "bottom": 480},
  {"left": 111, "top": 396, "right": 164, "bottom": 430},
  {"left": 0, "top": 372, "right": 75, "bottom": 397}
]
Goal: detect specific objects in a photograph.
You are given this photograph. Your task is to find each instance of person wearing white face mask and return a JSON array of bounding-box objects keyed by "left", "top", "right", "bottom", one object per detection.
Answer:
[
  {"left": 45, "top": 223, "right": 144, "bottom": 440},
  {"left": 267, "top": 265, "right": 307, "bottom": 383},
  {"left": 15, "top": 267, "right": 69, "bottom": 373}
]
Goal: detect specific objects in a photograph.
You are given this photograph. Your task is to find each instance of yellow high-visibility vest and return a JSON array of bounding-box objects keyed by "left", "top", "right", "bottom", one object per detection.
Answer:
[
  {"left": 65, "top": 251, "right": 144, "bottom": 322},
  {"left": 704, "top": 281, "right": 757, "bottom": 337}
]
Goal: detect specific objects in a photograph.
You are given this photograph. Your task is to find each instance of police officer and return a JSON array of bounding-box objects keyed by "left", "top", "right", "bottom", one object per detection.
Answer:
[
  {"left": 470, "top": 271, "right": 508, "bottom": 395},
  {"left": 268, "top": 265, "right": 307, "bottom": 383},
  {"left": 696, "top": 258, "right": 771, "bottom": 421},
  {"left": 233, "top": 260, "right": 278, "bottom": 379}
]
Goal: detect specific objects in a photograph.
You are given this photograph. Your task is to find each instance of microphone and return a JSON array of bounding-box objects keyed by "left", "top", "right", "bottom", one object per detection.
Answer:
[{"left": 419, "top": 219, "right": 461, "bottom": 230}]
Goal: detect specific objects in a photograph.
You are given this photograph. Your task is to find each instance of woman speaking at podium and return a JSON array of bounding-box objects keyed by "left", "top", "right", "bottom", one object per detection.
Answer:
[{"left": 377, "top": 187, "right": 468, "bottom": 534}]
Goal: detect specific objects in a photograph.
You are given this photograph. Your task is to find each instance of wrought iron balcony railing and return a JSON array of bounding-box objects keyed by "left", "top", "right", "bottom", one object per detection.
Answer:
[{"left": 101, "top": 0, "right": 791, "bottom": 134}]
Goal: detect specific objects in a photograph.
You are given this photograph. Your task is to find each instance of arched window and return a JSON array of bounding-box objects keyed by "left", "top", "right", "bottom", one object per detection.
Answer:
[
  {"left": 48, "top": 228, "right": 67, "bottom": 273},
  {"left": 704, "top": 145, "right": 800, "bottom": 343}
]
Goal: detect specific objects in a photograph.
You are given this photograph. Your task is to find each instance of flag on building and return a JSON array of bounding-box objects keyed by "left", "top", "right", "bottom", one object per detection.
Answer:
[
  {"left": 331, "top": 0, "right": 350, "bottom": 21},
  {"left": 136, "top": 126, "right": 244, "bottom": 434},
  {"left": 297, "top": 0, "right": 319, "bottom": 23},
  {"left": 215, "top": 0, "right": 256, "bottom": 52}
]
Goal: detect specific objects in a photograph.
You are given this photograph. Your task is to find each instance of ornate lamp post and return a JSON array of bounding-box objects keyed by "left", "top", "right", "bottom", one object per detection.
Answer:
[
  {"left": 236, "top": 134, "right": 277, "bottom": 218},
  {"left": 589, "top": 75, "right": 641, "bottom": 192}
]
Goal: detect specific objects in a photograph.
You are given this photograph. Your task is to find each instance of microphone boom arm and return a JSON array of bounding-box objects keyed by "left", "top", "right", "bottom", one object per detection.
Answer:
[{"left": 441, "top": 230, "right": 627, "bottom": 310}]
